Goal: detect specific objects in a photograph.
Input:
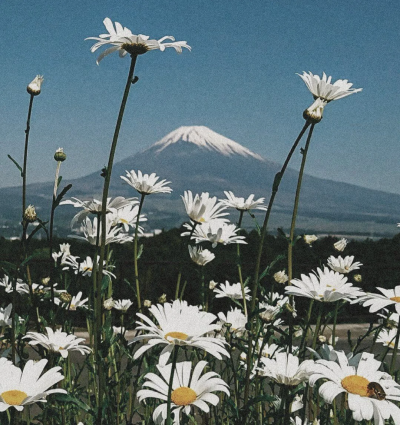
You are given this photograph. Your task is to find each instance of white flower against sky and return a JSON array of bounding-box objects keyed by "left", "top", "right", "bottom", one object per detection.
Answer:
[
  {"left": 130, "top": 300, "right": 229, "bottom": 366},
  {"left": 217, "top": 307, "right": 247, "bottom": 337},
  {"left": 0, "top": 359, "right": 66, "bottom": 411},
  {"left": 86, "top": 17, "right": 191, "bottom": 64},
  {"left": 109, "top": 204, "right": 147, "bottom": 232},
  {"left": 286, "top": 267, "right": 364, "bottom": 302},
  {"left": 258, "top": 352, "right": 314, "bottom": 385},
  {"left": 298, "top": 71, "right": 362, "bottom": 122},
  {"left": 23, "top": 328, "right": 91, "bottom": 358},
  {"left": 355, "top": 285, "right": 400, "bottom": 315},
  {"left": 113, "top": 299, "right": 133, "bottom": 312},
  {"left": 27, "top": 75, "right": 44, "bottom": 96},
  {"left": 327, "top": 255, "right": 362, "bottom": 274},
  {"left": 303, "top": 234, "right": 318, "bottom": 245},
  {"left": 219, "top": 191, "right": 268, "bottom": 211},
  {"left": 213, "top": 281, "right": 251, "bottom": 300},
  {"left": 334, "top": 238, "right": 348, "bottom": 252},
  {"left": 137, "top": 360, "right": 229, "bottom": 425},
  {"left": 188, "top": 245, "right": 215, "bottom": 266},
  {"left": 183, "top": 219, "right": 246, "bottom": 248},
  {"left": 309, "top": 351, "right": 400, "bottom": 424},
  {"left": 376, "top": 328, "right": 400, "bottom": 349},
  {"left": 62, "top": 255, "right": 116, "bottom": 278},
  {"left": 181, "top": 191, "right": 229, "bottom": 224},
  {"left": 274, "top": 270, "right": 289, "bottom": 284},
  {"left": 121, "top": 170, "right": 172, "bottom": 195}
]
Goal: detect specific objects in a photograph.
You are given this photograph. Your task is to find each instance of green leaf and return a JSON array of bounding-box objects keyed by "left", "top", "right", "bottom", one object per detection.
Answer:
[
  {"left": 136, "top": 243, "right": 144, "bottom": 260},
  {"left": 26, "top": 219, "right": 49, "bottom": 243},
  {"left": 7, "top": 155, "right": 23, "bottom": 177},
  {"left": 57, "top": 175, "right": 62, "bottom": 188},
  {"left": 52, "top": 393, "right": 93, "bottom": 413},
  {"left": 54, "top": 183, "right": 72, "bottom": 208}
]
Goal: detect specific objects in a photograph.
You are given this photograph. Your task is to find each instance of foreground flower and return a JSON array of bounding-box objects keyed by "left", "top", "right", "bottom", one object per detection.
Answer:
[
  {"left": 309, "top": 351, "right": 400, "bottom": 424},
  {"left": 0, "top": 359, "right": 66, "bottom": 411},
  {"left": 213, "top": 281, "right": 251, "bottom": 300},
  {"left": 109, "top": 204, "right": 147, "bottom": 232},
  {"left": 258, "top": 352, "right": 314, "bottom": 384},
  {"left": 219, "top": 191, "right": 268, "bottom": 211},
  {"left": 137, "top": 360, "right": 229, "bottom": 424},
  {"left": 334, "top": 238, "right": 348, "bottom": 252},
  {"left": 355, "top": 285, "right": 400, "bottom": 314},
  {"left": 52, "top": 243, "right": 71, "bottom": 264},
  {"left": 298, "top": 72, "right": 362, "bottom": 122},
  {"left": 286, "top": 267, "right": 364, "bottom": 302},
  {"left": 121, "top": 170, "right": 172, "bottom": 195},
  {"left": 327, "top": 255, "right": 362, "bottom": 274},
  {"left": 291, "top": 418, "right": 320, "bottom": 425},
  {"left": 86, "top": 17, "right": 191, "bottom": 64},
  {"left": 0, "top": 275, "right": 28, "bottom": 294},
  {"left": 130, "top": 300, "right": 229, "bottom": 365},
  {"left": 182, "top": 191, "right": 228, "bottom": 224},
  {"left": 23, "top": 328, "right": 91, "bottom": 358},
  {"left": 183, "top": 219, "right": 246, "bottom": 248},
  {"left": 27, "top": 75, "right": 44, "bottom": 96},
  {"left": 188, "top": 245, "right": 215, "bottom": 266}
]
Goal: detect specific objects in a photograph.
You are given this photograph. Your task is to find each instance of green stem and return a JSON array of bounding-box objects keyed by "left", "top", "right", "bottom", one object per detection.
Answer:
[
  {"left": 236, "top": 211, "right": 247, "bottom": 317},
  {"left": 134, "top": 193, "right": 146, "bottom": 311},
  {"left": 331, "top": 301, "right": 340, "bottom": 349},
  {"left": 299, "top": 299, "right": 314, "bottom": 358},
  {"left": 311, "top": 302, "right": 324, "bottom": 350},
  {"left": 389, "top": 322, "right": 400, "bottom": 374},
  {"left": 166, "top": 346, "right": 179, "bottom": 425}
]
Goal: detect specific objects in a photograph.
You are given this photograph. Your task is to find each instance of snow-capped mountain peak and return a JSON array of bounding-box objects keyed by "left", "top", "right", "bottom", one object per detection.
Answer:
[{"left": 152, "top": 126, "right": 264, "bottom": 160}]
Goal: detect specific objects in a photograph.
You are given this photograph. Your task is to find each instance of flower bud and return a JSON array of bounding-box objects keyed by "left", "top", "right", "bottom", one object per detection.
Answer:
[
  {"left": 209, "top": 280, "right": 217, "bottom": 290},
  {"left": 24, "top": 205, "right": 37, "bottom": 223},
  {"left": 59, "top": 292, "right": 72, "bottom": 303},
  {"left": 103, "top": 297, "right": 114, "bottom": 310},
  {"left": 318, "top": 335, "right": 327, "bottom": 343},
  {"left": 353, "top": 274, "right": 362, "bottom": 283},
  {"left": 158, "top": 293, "right": 167, "bottom": 304},
  {"left": 273, "top": 271, "right": 288, "bottom": 284},
  {"left": 54, "top": 148, "right": 67, "bottom": 162},
  {"left": 27, "top": 75, "right": 44, "bottom": 96},
  {"left": 304, "top": 234, "right": 318, "bottom": 245},
  {"left": 41, "top": 277, "right": 50, "bottom": 286},
  {"left": 143, "top": 299, "right": 152, "bottom": 308},
  {"left": 303, "top": 98, "right": 325, "bottom": 123},
  {"left": 334, "top": 238, "right": 348, "bottom": 252}
]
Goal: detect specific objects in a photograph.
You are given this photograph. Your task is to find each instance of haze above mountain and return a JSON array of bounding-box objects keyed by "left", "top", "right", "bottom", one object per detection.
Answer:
[{"left": 1, "top": 126, "right": 399, "bottom": 238}]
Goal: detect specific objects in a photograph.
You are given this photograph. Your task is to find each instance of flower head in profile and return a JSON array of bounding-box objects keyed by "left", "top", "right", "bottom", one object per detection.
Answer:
[
  {"left": 213, "top": 281, "right": 250, "bottom": 301},
  {"left": 376, "top": 328, "right": 400, "bottom": 349},
  {"left": 137, "top": 360, "right": 229, "bottom": 424},
  {"left": 0, "top": 304, "right": 14, "bottom": 327},
  {"left": 130, "top": 300, "right": 229, "bottom": 366},
  {"left": 355, "top": 285, "right": 400, "bottom": 315},
  {"left": 217, "top": 308, "right": 247, "bottom": 337},
  {"left": 181, "top": 191, "right": 229, "bottom": 224},
  {"left": 113, "top": 299, "right": 133, "bottom": 312},
  {"left": 327, "top": 255, "right": 362, "bottom": 274},
  {"left": 27, "top": 75, "right": 44, "bottom": 96},
  {"left": 62, "top": 255, "right": 116, "bottom": 278},
  {"left": 54, "top": 291, "right": 88, "bottom": 311},
  {"left": 121, "top": 170, "right": 172, "bottom": 195},
  {"left": 23, "top": 328, "right": 91, "bottom": 358},
  {"left": 334, "top": 238, "right": 348, "bottom": 252},
  {"left": 309, "top": 351, "right": 400, "bottom": 424},
  {"left": 52, "top": 243, "right": 71, "bottom": 264},
  {"left": 0, "top": 275, "right": 27, "bottom": 295},
  {"left": 86, "top": 17, "right": 191, "bottom": 64},
  {"left": 298, "top": 72, "right": 362, "bottom": 122},
  {"left": 188, "top": 245, "right": 215, "bottom": 266},
  {"left": 219, "top": 191, "right": 268, "bottom": 211},
  {"left": 0, "top": 359, "right": 66, "bottom": 411},
  {"left": 109, "top": 204, "right": 147, "bottom": 232}
]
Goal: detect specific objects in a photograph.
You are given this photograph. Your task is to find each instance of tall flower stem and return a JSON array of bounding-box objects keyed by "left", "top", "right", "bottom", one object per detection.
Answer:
[
  {"left": 311, "top": 302, "right": 324, "bottom": 350},
  {"left": 236, "top": 211, "right": 247, "bottom": 317},
  {"left": 134, "top": 193, "right": 146, "bottom": 311},
  {"left": 243, "top": 121, "right": 310, "bottom": 405},
  {"left": 95, "top": 54, "right": 138, "bottom": 424},
  {"left": 331, "top": 301, "right": 340, "bottom": 349},
  {"left": 166, "top": 345, "right": 179, "bottom": 425},
  {"left": 287, "top": 123, "right": 316, "bottom": 351},
  {"left": 389, "top": 321, "right": 400, "bottom": 374}
]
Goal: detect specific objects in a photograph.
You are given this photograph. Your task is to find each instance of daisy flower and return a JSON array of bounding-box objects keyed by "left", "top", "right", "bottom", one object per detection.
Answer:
[
  {"left": 258, "top": 300, "right": 285, "bottom": 323},
  {"left": 183, "top": 219, "right": 246, "bottom": 248},
  {"left": 355, "top": 285, "right": 400, "bottom": 314},
  {"left": 181, "top": 191, "right": 228, "bottom": 224},
  {"left": 217, "top": 307, "right": 247, "bottom": 337},
  {"left": 0, "top": 359, "right": 66, "bottom": 411},
  {"left": 109, "top": 204, "right": 147, "bottom": 232},
  {"left": 219, "top": 191, "right": 268, "bottom": 211},
  {"left": 213, "top": 281, "right": 251, "bottom": 300},
  {"left": 62, "top": 255, "right": 116, "bottom": 278},
  {"left": 130, "top": 300, "right": 229, "bottom": 366},
  {"left": 376, "top": 328, "right": 400, "bottom": 349},
  {"left": 327, "top": 255, "right": 362, "bottom": 274},
  {"left": 54, "top": 291, "right": 88, "bottom": 311},
  {"left": 308, "top": 351, "right": 400, "bottom": 424},
  {"left": 86, "top": 17, "right": 191, "bottom": 64},
  {"left": 0, "top": 275, "right": 28, "bottom": 294},
  {"left": 113, "top": 299, "right": 133, "bottom": 312},
  {"left": 285, "top": 267, "right": 364, "bottom": 302},
  {"left": 298, "top": 71, "right": 362, "bottom": 122},
  {"left": 334, "top": 238, "right": 348, "bottom": 252},
  {"left": 0, "top": 304, "right": 13, "bottom": 327},
  {"left": 291, "top": 418, "right": 320, "bottom": 425},
  {"left": 52, "top": 243, "right": 71, "bottom": 264},
  {"left": 121, "top": 170, "right": 172, "bottom": 195},
  {"left": 23, "top": 328, "right": 91, "bottom": 358},
  {"left": 137, "top": 360, "right": 229, "bottom": 425},
  {"left": 188, "top": 246, "right": 215, "bottom": 266}
]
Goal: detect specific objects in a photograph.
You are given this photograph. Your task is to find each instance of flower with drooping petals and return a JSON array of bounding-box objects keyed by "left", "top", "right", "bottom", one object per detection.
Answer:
[
  {"left": 23, "top": 328, "right": 91, "bottom": 358},
  {"left": 27, "top": 75, "right": 44, "bottom": 96},
  {"left": 376, "top": 328, "right": 400, "bottom": 349},
  {"left": 219, "top": 191, "right": 268, "bottom": 211},
  {"left": 113, "top": 299, "right": 133, "bottom": 312},
  {"left": 0, "top": 276, "right": 27, "bottom": 294},
  {"left": 188, "top": 245, "right": 215, "bottom": 266},
  {"left": 181, "top": 191, "right": 228, "bottom": 224},
  {"left": 109, "top": 204, "right": 147, "bottom": 232},
  {"left": 308, "top": 351, "right": 400, "bottom": 424},
  {"left": 327, "top": 255, "right": 362, "bottom": 274},
  {"left": 0, "top": 359, "right": 66, "bottom": 411},
  {"left": 62, "top": 255, "right": 116, "bottom": 278},
  {"left": 86, "top": 17, "right": 191, "bottom": 64},
  {"left": 137, "top": 360, "right": 229, "bottom": 424},
  {"left": 334, "top": 238, "right": 348, "bottom": 252},
  {"left": 55, "top": 291, "right": 88, "bottom": 311},
  {"left": 355, "top": 285, "right": 400, "bottom": 315},
  {"left": 217, "top": 307, "right": 247, "bottom": 337},
  {"left": 130, "top": 300, "right": 229, "bottom": 366},
  {"left": 121, "top": 170, "right": 172, "bottom": 195},
  {"left": 213, "top": 281, "right": 250, "bottom": 300}
]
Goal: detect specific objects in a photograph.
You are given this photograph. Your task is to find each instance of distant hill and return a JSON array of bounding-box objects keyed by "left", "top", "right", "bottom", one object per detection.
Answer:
[{"left": 1, "top": 126, "right": 399, "bottom": 238}]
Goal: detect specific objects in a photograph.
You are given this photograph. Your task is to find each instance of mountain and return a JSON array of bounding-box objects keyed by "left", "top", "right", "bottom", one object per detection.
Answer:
[{"left": 1, "top": 125, "right": 400, "bottom": 238}]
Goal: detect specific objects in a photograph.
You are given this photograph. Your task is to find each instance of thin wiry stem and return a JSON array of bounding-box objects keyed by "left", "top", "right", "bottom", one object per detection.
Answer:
[{"left": 134, "top": 193, "right": 146, "bottom": 311}]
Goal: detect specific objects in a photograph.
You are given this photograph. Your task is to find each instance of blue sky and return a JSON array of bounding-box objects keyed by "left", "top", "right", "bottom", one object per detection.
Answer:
[{"left": 1, "top": 1, "right": 399, "bottom": 195}]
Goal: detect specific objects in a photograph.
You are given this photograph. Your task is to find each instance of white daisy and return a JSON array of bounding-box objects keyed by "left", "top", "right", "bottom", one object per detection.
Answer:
[
  {"left": 113, "top": 299, "right": 133, "bottom": 312},
  {"left": 0, "top": 275, "right": 29, "bottom": 294},
  {"left": 130, "top": 300, "right": 229, "bottom": 366},
  {"left": 308, "top": 351, "right": 400, "bottom": 424},
  {"left": 327, "top": 255, "right": 362, "bottom": 274},
  {"left": 188, "top": 246, "right": 215, "bottom": 266},
  {"left": 109, "top": 204, "right": 147, "bottom": 232},
  {"left": 62, "top": 255, "right": 116, "bottom": 278},
  {"left": 137, "top": 360, "right": 229, "bottom": 424},
  {"left": 258, "top": 300, "right": 285, "bottom": 323},
  {"left": 291, "top": 418, "right": 320, "bottom": 425},
  {"left": 213, "top": 281, "right": 251, "bottom": 301},
  {"left": 286, "top": 267, "right": 364, "bottom": 302},
  {"left": 0, "top": 359, "right": 66, "bottom": 411},
  {"left": 86, "top": 17, "right": 191, "bottom": 64},
  {"left": 0, "top": 304, "right": 13, "bottom": 327},
  {"left": 181, "top": 191, "right": 229, "bottom": 224},
  {"left": 54, "top": 291, "right": 88, "bottom": 311},
  {"left": 121, "top": 170, "right": 172, "bottom": 195},
  {"left": 376, "top": 328, "right": 400, "bottom": 349},
  {"left": 219, "top": 191, "right": 268, "bottom": 211},
  {"left": 334, "top": 238, "right": 348, "bottom": 252},
  {"left": 23, "top": 327, "right": 91, "bottom": 358},
  {"left": 217, "top": 308, "right": 247, "bottom": 337},
  {"left": 355, "top": 286, "right": 400, "bottom": 315},
  {"left": 52, "top": 243, "right": 71, "bottom": 264}
]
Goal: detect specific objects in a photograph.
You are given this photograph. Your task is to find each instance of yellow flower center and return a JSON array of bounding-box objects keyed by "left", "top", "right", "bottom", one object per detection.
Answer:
[
  {"left": 171, "top": 387, "right": 197, "bottom": 406},
  {"left": 83, "top": 266, "right": 92, "bottom": 272},
  {"left": 165, "top": 332, "right": 189, "bottom": 341},
  {"left": 390, "top": 297, "right": 400, "bottom": 303},
  {"left": 1, "top": 390, "right": 28, "bottom": 406},
  {"left": 341, "top": 375, "right": 369, "bottom": 397},
  {"left": 120, "top": 219, "right": 128, "bottom": 224}
]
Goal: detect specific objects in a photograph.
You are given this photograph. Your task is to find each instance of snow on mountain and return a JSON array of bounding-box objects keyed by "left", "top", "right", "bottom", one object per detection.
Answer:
[{"left": 152, "top": 126, "right": 264, "bottom": 161}]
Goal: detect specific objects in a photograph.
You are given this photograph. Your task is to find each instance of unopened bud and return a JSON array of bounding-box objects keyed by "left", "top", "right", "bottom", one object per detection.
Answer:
[
  {"left": 54, "top": 148, "right": 67, "bottom": 162},
  {"left": 209, "top": 280, "right": 217, "bottom": 290},
  {"left": 41, "top": 277, "right": 50, "bottom": 286},
  {"left": 103, "top": 297, "right": 114, "bottom": 310},
  {"left": 353, "top": 274, "right": 362, "bottom": 283},
  {"left": 303, "top": 234, "right": 318, "bottom": 245},
  {"left": 158, "top": 293, "right": 167, "bottom": 304},
  {"left": 27, "top": 75, "right": 44, "bottom": 96},
  {"left": 143, "top": 299, "right": 152, "bottom": 308},
  {"left": 60, "top": 292, "right": 72, "bottom": 303},
  {"left": 24, "top": 205, "right": 37, "bottom": 223},
  {"left": 318, "top": 335, "right": 327, "bottom": 343}
]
